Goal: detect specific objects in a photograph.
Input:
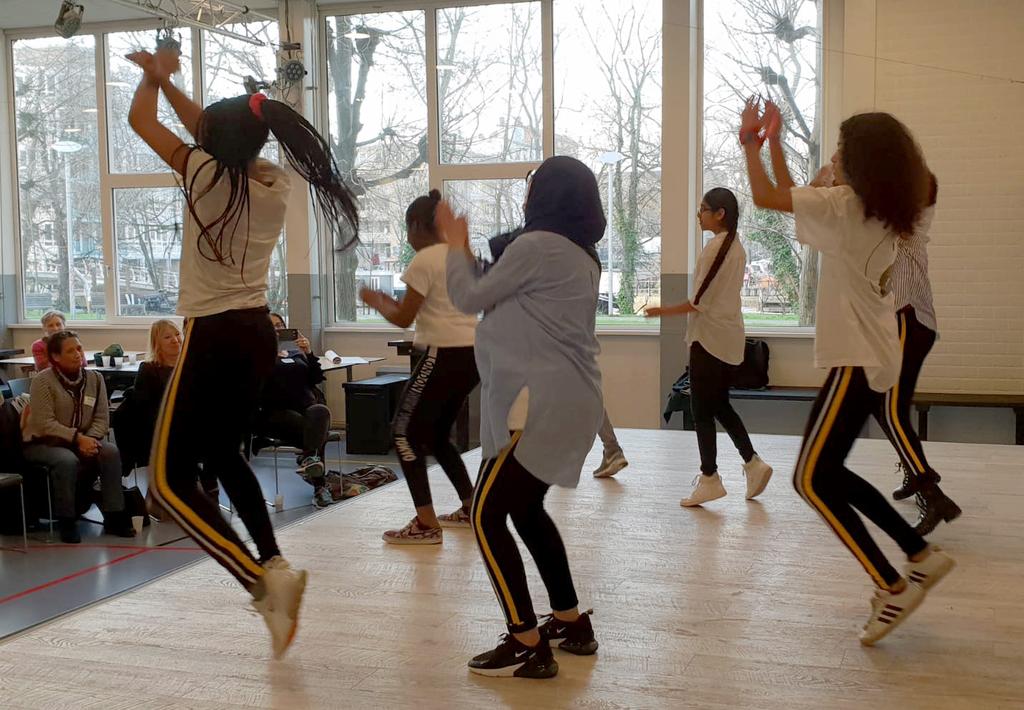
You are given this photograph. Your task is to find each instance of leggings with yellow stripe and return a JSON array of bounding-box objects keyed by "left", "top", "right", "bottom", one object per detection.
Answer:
[
  {"left": 150, "top": 308, "right": 280, "bottom": 593},
  {"left": 471, "top": 433, "right": 578, "bottom": 633},
  {"left": 793, "top": 367, "right": 927, "bottom": 591},
  {"left": 874, "top": 307, "right": 940, "bottom": 485}
]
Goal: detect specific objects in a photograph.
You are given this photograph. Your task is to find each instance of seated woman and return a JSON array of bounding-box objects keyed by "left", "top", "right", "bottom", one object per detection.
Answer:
[
  {"left": 258, "top": 313, "right": 332, "bottom": 507},
  {"left": 23, "top": 330, "right": 134, "bottom": 543},
  {"left": 115, "top": 319, "right": 218, "bottom": 518},
  {"left": 31, "top": 310, "right": 68, "bottom": 372}
]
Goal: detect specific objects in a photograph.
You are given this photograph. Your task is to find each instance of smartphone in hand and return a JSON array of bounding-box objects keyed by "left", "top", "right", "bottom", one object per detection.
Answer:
[{"left": 276, "top": 328, "right": 300, "bottom": 353}]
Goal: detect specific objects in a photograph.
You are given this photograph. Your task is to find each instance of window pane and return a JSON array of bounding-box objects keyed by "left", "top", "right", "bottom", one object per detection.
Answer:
[
  {"left": 703, "top": 0, "right": 822, "bottom": 327},
  {"left": 14, "top": 36, "right": 105, "bottom": 320},
  {"left": 202, "top": 21, "right": 286, "bottom": 315},
  {"left": 107, "top": 30, "right": 194, "bottom": 174},
  {"left": 554, "top": 0, "right": 662, "bottom": 326},
  {"left": 443, "top": 179, "right": 525, "bottom": 258},
  {"left": 325, "top": 11, "right": 428, "bottom": 322},
  {"left": 437, "top": 3, "right": 542, "bottom": 164},
  {"left": 114, "top": 188, "right": 182, "bottom": 316},
  {"left": 202, "top": 22, "right": 279, "bottom": 105}
]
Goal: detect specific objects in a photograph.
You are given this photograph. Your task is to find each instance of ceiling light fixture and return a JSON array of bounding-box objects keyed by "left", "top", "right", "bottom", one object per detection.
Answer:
[{"left": 54, "top": 1, "right": 85, "bottom": 39}]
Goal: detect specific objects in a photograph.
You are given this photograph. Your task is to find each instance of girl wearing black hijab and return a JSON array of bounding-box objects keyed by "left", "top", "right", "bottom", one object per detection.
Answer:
[{"left": 440, "top": 156, "right": 605, "bottom": 679}]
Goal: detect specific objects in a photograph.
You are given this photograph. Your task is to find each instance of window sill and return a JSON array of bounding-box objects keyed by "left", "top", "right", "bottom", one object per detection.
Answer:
[
  {"left": 745, "top": 327, "right": 816, "bottom": 339},
  {"left": 10, "top": 321, "right": 168, "bottom": 331},
  {"left": 323, "top": 324, "right": 410, "bottom": 334}
]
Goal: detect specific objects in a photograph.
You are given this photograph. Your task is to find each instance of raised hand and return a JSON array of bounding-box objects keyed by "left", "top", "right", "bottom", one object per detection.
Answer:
[
  {"left": 153, "top": 46, "right": 181, "bottom": 80},
  {"left": 739, "top": 96, "right": 765, "bottom": 146},
  {"left": 763, "top": 100, "right": 783, "bottom": 141},
  {"left": 359, "top": 286, "right": 383, "bottom": 310},
  {"left": 810, "top": 164, "right": 835, "bottom": 188},
  {"left": 435, "top": 200, "right": 469, "bottom": 251}
]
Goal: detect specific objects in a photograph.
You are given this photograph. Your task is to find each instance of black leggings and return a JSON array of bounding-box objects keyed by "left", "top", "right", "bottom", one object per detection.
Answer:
[
  {"left": 794, "top": 367, "right": 927, "bottom": 591},
  {"left": 690, "top": 342, "right": 756, "bottom": 475},
  {"left": 151, "top": 307, "right": 279, "bottom": 593},
  {"left": 472, "top": 433, "right": 579, "bottom": 634},
  {"left": 392, "top": 346, "right": 479, "bottom": 509},
  {"left": 874, "top": 307, "right": 940, "bottom": 484}
]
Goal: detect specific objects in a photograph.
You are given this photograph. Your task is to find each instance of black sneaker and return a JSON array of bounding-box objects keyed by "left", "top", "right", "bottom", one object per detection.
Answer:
[
  {"left": 468, "top": 634, "right": 558, "bottom": 678},
  {"left": 538, "top": 609, "right": 599, "bottom": 655}
]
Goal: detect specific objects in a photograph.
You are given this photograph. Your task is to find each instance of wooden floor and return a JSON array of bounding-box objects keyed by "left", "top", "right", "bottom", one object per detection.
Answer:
[{"left": 2, "top": 430, "right": 1022, "bottom": 709}]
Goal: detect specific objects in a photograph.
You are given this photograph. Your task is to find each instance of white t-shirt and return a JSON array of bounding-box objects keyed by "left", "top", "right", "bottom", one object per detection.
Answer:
[
  {"left": 686, "top": 231, "right": 747, "bottom": 365},
  {"left": 402, "top": 243, "right": 477, "bottom": 348},
  {"left": 791, "top": 185, "right": 901, "bottom": 392},
  {"left": 176, "top": 149, "right": 291, "bottom": 318}
]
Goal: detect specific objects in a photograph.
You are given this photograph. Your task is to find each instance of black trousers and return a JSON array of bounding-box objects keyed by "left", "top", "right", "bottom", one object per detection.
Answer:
[
  {"left": 151, "top": 307, "right": 279, "bottom": 592},
  {"left": 260, "top": 404, "right": 332, "bottom": 462},
  {"left": 874, "top": 307, "right": 940, "bottom": 484},
  {"left": 392, "top": 346, "right": 479, "bottom": 509},
  {"left": 472, "top": 433, "right": 579, "bottom": 634},
  {"left": 690, "top": 342, "right": 756, "bottom": 475},
  {"left": 793, "top": 367, "right": 927, "bottom": 590}
]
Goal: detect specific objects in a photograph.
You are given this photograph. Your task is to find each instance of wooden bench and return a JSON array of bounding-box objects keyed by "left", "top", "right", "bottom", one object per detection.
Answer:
[{"left": 680, "top": 387, "right": 1024, "bottom": 445}]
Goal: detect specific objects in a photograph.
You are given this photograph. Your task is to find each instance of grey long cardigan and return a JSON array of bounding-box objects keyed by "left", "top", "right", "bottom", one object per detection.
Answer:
[{"left": 446, "top": 230, "right": 603, "bottom": 488}]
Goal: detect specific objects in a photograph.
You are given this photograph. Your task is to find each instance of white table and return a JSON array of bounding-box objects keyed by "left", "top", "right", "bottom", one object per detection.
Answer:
[{"left": 320, "top": 355, "right": 385, "bottom": 382}]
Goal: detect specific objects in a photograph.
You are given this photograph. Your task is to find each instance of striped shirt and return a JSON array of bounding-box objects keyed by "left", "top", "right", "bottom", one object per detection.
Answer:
[{"left": 887, "top": 206, "right": 937, "bottom": 333}]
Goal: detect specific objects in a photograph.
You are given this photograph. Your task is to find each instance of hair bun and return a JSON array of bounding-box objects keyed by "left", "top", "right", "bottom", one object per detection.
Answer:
[{"left": 428, "top": 189, "right": 442, "bottom": 201}]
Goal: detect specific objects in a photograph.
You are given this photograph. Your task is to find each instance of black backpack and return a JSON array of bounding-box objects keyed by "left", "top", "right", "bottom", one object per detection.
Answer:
[{"left": 730, "top": 338, "right": 770, "bottom": 390}]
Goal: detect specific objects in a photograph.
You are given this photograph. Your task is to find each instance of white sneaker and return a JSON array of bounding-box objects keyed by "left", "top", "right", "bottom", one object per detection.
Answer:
[
  {"left": 905, "top": 546, "right": 955, "bottom": 590},
  {"left": 437, "top": 506, "right": 471, "bottom": 528},
  {"left": 742, "top": 455, "right": 773, "bottom": 500},
  {"left": 859, "top": 582, "right": 926, "bottom": 646},
  {"left": 593, "top": 450, "right": 628, "bottom": 478},
  {"left": 253, "top": 556, "right": 308, "bottom": 659},
  {"left": 680, "top": 473, "right": 727, "bottom": 507}
]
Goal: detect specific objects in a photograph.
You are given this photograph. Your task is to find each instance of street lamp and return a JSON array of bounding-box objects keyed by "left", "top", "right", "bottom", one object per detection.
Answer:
[
  {"left": 598, "top": 150, "right": 625, "bottom": 315},
  {"left": 51, "top": 139, "right": 83, "bottom": 317}
]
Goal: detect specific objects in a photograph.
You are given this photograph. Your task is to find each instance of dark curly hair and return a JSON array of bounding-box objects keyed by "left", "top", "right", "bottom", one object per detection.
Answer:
[{"left": 839, "top": 112, "right": 929, "bottom": 238}]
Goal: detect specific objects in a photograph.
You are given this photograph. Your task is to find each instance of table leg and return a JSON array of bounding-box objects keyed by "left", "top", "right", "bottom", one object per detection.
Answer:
[
  {"left": 1014, "top": 407, "right": 1023, "bottom": 446},
  {"left": 916, "top": 405, "right": 930, "bottom": 441}
]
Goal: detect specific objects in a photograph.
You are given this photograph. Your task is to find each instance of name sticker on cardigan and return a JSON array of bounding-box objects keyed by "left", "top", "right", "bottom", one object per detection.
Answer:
[
  {"left": 281, "top": 358, "right": 295, "bottom": 364},
  {"left": 84, "top": 396, "right": 96, "bottom": 408}
]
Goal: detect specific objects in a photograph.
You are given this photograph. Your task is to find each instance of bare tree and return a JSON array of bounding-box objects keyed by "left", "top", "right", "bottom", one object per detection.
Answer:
[
  {"left": 563, "top": 0, "right": 662, "bottom": 315},
  {"left": 705, "top": 0, "right": 821, "bottom": 325}
]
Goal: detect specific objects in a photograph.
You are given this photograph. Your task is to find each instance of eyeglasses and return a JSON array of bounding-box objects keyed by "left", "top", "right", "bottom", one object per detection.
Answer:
[{"left": 525, "top": 169, "right": 536, "bottom": 184}]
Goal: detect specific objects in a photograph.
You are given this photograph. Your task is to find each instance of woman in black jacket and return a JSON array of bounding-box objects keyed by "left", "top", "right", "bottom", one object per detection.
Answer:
[
  {"left": 116, "top": 319, "right": 219, "bottom": 517},
  {"left": 259, "top": 313, "right": 333, "bottom": 507}
]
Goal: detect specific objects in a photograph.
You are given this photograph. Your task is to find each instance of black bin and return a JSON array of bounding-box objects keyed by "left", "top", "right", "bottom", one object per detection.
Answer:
[{"left": 342, "top": 374, "right": 410, "bottom": 455}]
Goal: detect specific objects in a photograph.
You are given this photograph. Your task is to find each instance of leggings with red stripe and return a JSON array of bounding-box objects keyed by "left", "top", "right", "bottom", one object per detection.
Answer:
[
  {"left": 874, "top": 307, "right": 940, "bottom": 484},
  {"left": 471, "top": 433, "right": 579, "bottom": 633},
  {"left": 793, "top": 367, "right": 927, "bottom": 590},
  {"left": 151, "top": 307, "right": 279, "bottom": 592}
]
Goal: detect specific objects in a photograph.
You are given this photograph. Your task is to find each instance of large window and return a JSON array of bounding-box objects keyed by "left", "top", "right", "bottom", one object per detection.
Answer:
[
  {"left": 555, "top": 0, "right": 663, "bottom": 326},
  {"left": 14, "top": 36, "right": 104, "bottom": 320},
  {"left": 12, "top": 22, "right": 287, "bottom": 322},
  {"left": 325, "top": 0, "right": 662, "bottom": 326},
  {"left": 702, "top": 0, "right": 823, "bottom": 327},
  {"left": 325, "top": 10, "right": 429, "bottom": 322}
]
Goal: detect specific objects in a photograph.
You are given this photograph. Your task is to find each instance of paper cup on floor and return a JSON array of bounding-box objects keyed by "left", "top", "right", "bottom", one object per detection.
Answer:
[{"left": 131, "top": 515, "right": 144, "bottom": 535}]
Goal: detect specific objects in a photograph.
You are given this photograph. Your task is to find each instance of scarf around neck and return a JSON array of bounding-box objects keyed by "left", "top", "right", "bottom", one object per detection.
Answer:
[{"left": 54, "top": 365, "right": 87, "bottom": 430}]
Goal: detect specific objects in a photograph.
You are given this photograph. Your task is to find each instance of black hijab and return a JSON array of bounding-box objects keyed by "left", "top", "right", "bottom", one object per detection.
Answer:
[{"left": 523, "top": 156, "right": 606, "bottom": 266}]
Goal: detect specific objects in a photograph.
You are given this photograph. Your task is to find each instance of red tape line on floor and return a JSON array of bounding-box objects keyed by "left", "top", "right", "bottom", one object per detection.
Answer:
[{"left": 0, "top": 550, "right": 149, "bottom": 606}]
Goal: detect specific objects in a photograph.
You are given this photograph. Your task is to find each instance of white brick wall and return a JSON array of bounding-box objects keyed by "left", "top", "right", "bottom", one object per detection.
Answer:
[{"left": 873, "top": 0, "right": 1024, "bottom": 394}]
